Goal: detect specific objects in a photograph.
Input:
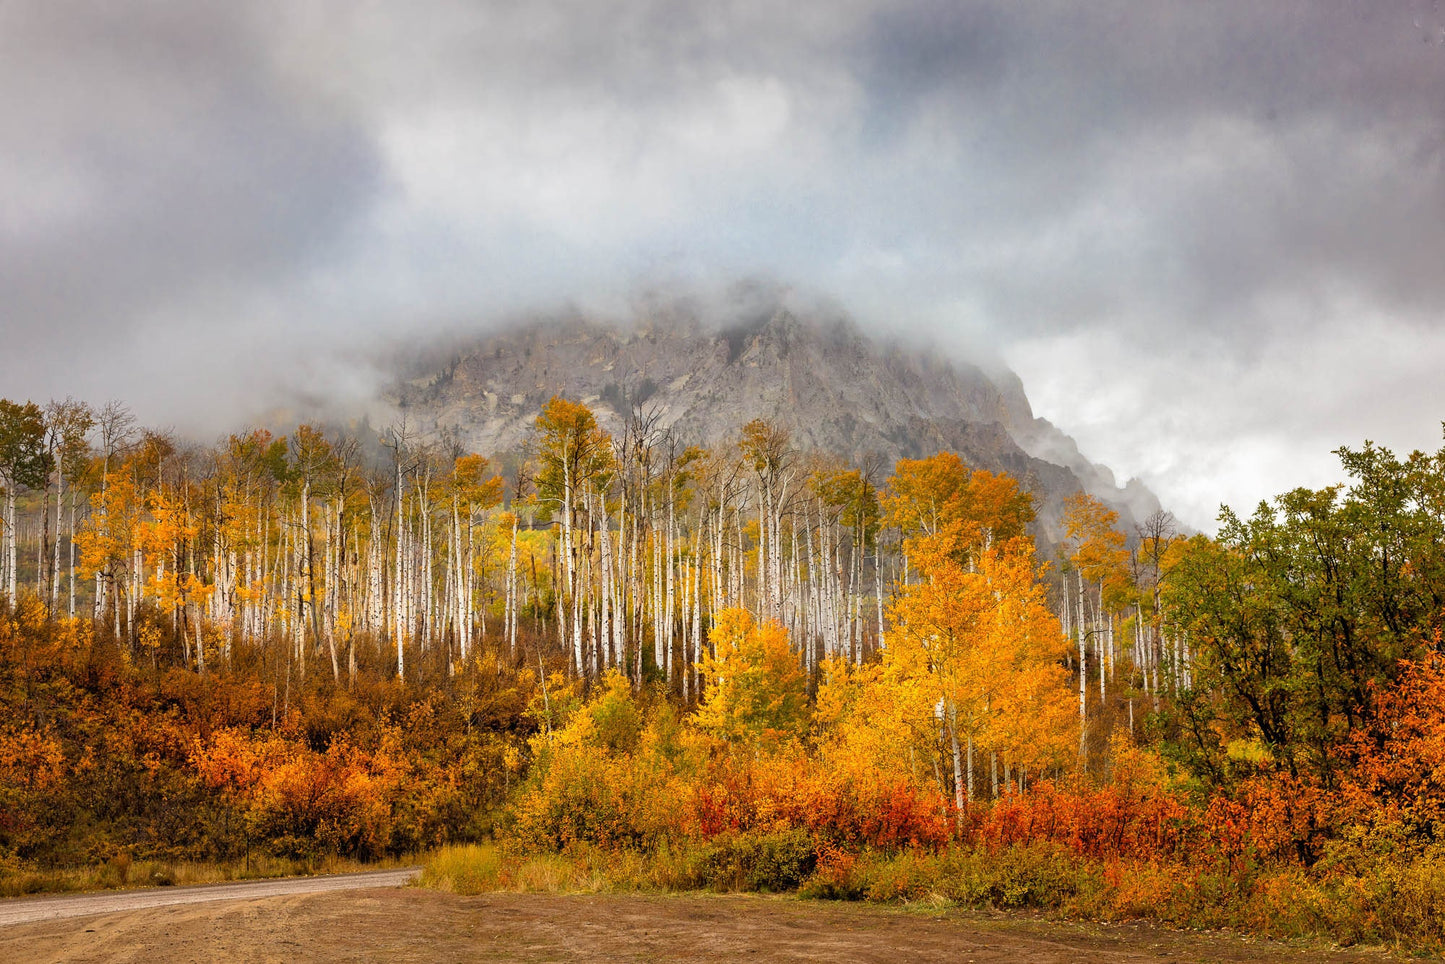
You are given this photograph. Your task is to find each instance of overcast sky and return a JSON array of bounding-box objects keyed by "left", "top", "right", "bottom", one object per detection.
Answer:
[{"left": 3, "top": 1, "right": 1444, "bottom": 530}]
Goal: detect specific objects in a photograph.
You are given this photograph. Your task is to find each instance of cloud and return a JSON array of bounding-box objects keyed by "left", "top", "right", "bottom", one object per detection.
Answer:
[
  {"left": 0, "top": 2, "right": 384, "bottom": 421},
  {"left": 2, "top": 1, "right": 1443, "bottom": 527}
]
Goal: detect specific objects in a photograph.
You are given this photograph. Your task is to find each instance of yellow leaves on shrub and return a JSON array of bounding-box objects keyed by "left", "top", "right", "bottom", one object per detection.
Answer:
[
  {"left": 694, "top": 608, "right": 808, "bottom": 748},
  {"left": 0, "top": 729, "right": 66, "bottom": 791}
]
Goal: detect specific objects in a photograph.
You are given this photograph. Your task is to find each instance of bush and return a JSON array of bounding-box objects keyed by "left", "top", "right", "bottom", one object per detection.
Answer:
[
  {"left": 421, "top": 843, "right": 504, "bottom": 895},
  {"left": 692, "top": 830, "right": 818, "bottom": 892}
]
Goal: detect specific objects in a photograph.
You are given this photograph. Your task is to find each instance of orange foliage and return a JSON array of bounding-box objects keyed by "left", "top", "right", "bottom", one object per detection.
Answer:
[
  {"left": 971, "top": 742, "right": 1190, "bottom": 861},
  {"left": 691, "top": 749, "right": 951, "bottom": 849},
  {"left": 193, "top": 726, "right": 410, "bottom": 857},
  {"left": 883, "top": 453, "right": 1034, "bottom": 564},
  {"left": 1341, "top": 648, "right": 1445, "bottom": 839},
  {"left": 1203, "top": 773, "right": 1329, "bottom": 864}
]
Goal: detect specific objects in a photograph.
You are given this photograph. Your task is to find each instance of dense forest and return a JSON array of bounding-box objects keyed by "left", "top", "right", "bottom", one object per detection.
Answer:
[{"left": 3, "top": 395, "right": 1444, "bottom": 948}]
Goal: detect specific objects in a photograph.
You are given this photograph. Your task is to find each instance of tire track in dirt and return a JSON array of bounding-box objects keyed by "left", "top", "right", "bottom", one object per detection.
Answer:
[{"left": 0, "top": 868, "right": 420, "bottom": 926}]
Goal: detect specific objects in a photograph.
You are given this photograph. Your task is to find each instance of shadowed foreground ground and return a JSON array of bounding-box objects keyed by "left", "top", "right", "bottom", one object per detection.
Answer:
[{"left": 0, "top": 887, "right": 1403, "bottom": 963}]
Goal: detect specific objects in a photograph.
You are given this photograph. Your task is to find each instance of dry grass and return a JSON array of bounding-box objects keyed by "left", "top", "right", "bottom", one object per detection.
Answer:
[{"left": 419, "top": 837, "right": 1445, "bottom": 956}]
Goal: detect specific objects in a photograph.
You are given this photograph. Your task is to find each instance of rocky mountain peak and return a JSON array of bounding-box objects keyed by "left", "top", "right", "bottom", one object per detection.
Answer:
[{"left": 390, "top": 302, "right": 1163, "bottom": 545}]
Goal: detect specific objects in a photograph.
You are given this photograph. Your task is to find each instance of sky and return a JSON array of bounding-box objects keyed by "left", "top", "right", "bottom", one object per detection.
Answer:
[{"left": 3, "top": 1, "right": 1444, "bottom": 531}]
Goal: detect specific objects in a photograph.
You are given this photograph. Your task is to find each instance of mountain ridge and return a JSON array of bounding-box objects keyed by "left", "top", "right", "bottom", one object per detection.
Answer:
[{"left": 389, "top": 303, "right": 1163, "bottom": 544}]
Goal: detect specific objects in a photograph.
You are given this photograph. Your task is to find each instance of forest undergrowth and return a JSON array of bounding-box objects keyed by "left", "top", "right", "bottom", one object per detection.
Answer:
[
  {"left": 419, "top": 650, "right": 1445, "bottom": 955},
  {"left": 0, "top": 597, "right": 535, "bottom": 895},
  {"left": 4, "top": 393, "right": 1445, "bottom": 954}
]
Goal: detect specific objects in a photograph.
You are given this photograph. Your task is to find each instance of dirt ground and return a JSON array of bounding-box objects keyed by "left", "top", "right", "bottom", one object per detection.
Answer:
[{"left": 0, "top": 888, "right": 1408, "bottom": 964}]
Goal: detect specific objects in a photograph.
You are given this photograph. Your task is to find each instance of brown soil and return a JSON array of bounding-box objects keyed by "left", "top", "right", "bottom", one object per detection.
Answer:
[{"left": 0, "top": 888, "right": 1404, "bottom": 963}]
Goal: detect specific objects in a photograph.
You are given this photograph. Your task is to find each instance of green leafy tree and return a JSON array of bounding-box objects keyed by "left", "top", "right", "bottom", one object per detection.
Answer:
[{"left": 1162, "top": 438, "right": 1445, "bottom": 788}]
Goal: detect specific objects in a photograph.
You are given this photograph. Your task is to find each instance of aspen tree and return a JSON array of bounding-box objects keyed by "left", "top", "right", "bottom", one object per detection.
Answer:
[
  {"left": 91, "top": 401, "right": 135, "bottom": 621},
  {"left": 533, "top": 397, "right": 613, "bottom": 678},
  {"left": 1136, "top": 509, "right": 1178, "bottom": 699},
  {"left": 41, "top": 399, "right": 93, "bottom": 613},
  {"left": 739, "top": 419, "right": 794, "bottom": 624},
  {"left": 327, "top": 435, "right": 363, "bottom": 679},
  {"left": 1062, "top": 492, "right": 1131, "bottom": 759},
  {"left": 0, "top": 399, "right": 48, "bottom": 605},
  {"left": 288, "top": 426, "right": 335, "bottom": 677},
  {"left": 448, "top": 453, "right": 501, "bottom": 663},
  {"left": 383, "top": 421, "right": 414, "bottom": 680}
]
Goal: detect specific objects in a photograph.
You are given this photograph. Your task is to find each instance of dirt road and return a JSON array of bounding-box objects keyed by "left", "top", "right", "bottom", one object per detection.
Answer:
[
  {"left": 0, "top": 868, "right": 420, "bottom": 926},
  {"left": 0, "top": 886, "right": 1401, "bottom": 963}
]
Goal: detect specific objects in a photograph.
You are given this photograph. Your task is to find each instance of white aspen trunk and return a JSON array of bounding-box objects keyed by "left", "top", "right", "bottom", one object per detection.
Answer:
[
  {"left": 652, "top": 521, "right": 663, "bottom": 675},
  {"left": 1076, "top": 569, "right": 1087, "bottom": 761},
  {"left": 50, "top": 470, "right": 63, "bottom": 610},
  {"left": 756, "top": 483, "right": 766, "bottom": 619},
  {"left": 849, "top": 529, "right": 859, "bottom": 660},
  {"left": 630, "top": 497, "right": 643, "bottom": 686},
  {"left": 613, "top": 507, "right": 626, "bottom": 675},
  {"left": 466, "top": 507, "right": 477, "bottom": 659},
  {"left": 368, "top": 496, "right": 384, "bottom": 636},
  {"left": 129, "top": 544, "right": 140, "bottom": 645},
  {"left": 421, "top": 480, "right": 434, "bottom": 650},
  {"left": 0, "top": 490, "right": 7, "bottom": 605},
  {"left": 576, "top": 487, "right": 591, "bottom": 678},
  {"left": 843, "top": 543, "right": 854, "bottom": 663},
  {"left": 1107, "top": 610, "right": 1116, "bottom": 683},
  {"left": 769, "top": 478, "right": 782, "bottom": 621},
  {"left": 598, "top": 499, "right": 615, "bottom": 669},
  {"left": 560, "top": 458, "right": 578, "bottom": 675},
  {"left": 37, "top": 468, "right": 49, "bottom": 600},
  {"left": 812, "top": 509, "right": 824, "bottom": 666},
  {"left": 1182, "top": 632, "right": 1192, "bottom": 691},
  {"left": 1151, "top": 622, "right": 1161, "bottom": 702},
  {"left": 334, "top": 499, "right": 346, "bottom": 658},
  {"left": 817, "top": 503, "right": 832, "bottom": 659},
  {"left": 1134, "top": 601, "right": 1144, "bottom": 685},
  {"left": 225, "top": 548, "right": 237, "bottom": 664},
  {"left": 625, "top": 494, "right": 639, "bottom": 684},
  {"left": 451, "top": 492, "right": 464, "bottom": 663},
  {"left": 1099, "top": 589, "right": 1107, "bottom": 705},
  {"left": 712, "top": 502, "right": 724, "bottom": 617},
  {"left": 442, "top": 530, "right": 455, "bottom": 671},
  {"left": 787, "top": 511, "right": 801, "bottom": 659},
  {"left": 833, "top": 522, "right": 847, "bottom": 663},
  {"left": 393, "top": 457, "right": 406, "bottom": 682},
  {"left": 1060, "top": 583, "right": 1072, "bottom": 640},
  {"left": 734, "top": 505, "right": 744, "bottom": 616},
  {"left": 875, "top": 533, "right": 884, "bottom": 652},
  {"left": 323, "top": 500, "right": 339, "bottom": 683},
  {"left": 5, "top": 488, "right": 16, "bottom": 604},
  {"left": 507, "top": 514, "right": 519, "bottom": 658},
  {"left": 948, "top": 702, "right": 968, "bottom": 820},
  {"left": 665, "top": 494, "right": 676, "bottom": 685},
  {"left": 279, "top": 519, "right": 291, "bottom": 650},
  {"left": 194, "top": 597, "right": 207, "bottom": 675},
  {"left": 807, "top": 515, "right": 818, "bottom": 666},
  {"left": 690, "top": 520, "right": 703, "bottom": 701},
  {"left": 678, "top": 550, "right": 690, "bottom": 697},
  {"left": 210, "top": 485, "right": 224, "bottom": 628}
]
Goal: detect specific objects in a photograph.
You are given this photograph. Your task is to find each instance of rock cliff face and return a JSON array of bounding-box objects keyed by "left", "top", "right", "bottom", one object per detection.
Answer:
[{"left": 390, "top": 304, "right": 1162, "bottom": 544}]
